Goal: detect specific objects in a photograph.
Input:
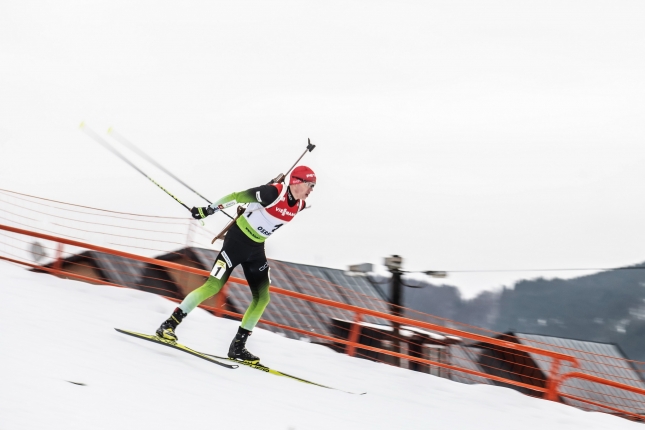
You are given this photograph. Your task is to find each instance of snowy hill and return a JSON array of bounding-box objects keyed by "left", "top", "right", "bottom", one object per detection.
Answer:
[{"left": 0, "top": 260, "right": 638, "bottom": 430}]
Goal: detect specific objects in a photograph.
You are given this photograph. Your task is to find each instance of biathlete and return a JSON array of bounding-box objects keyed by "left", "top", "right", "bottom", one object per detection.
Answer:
[{"left": 156, "top": 165, "right": 316, "bottom": 363}]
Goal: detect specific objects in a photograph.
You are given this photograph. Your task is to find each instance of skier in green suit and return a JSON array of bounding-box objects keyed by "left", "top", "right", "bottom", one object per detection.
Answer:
[{"left": 156, "top": 166, "right": 316, "bottom": 363}]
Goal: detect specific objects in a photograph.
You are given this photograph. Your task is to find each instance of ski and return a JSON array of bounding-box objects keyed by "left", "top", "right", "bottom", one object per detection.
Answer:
[
  {"left": 203, "top": 352, "right": 365, "bottom": 395},
  {"left": 115, "top": 328, "right": 363, "bottom": 393},
  {"left": 115, "top": 328, "right": 239, "bottom": 369}
]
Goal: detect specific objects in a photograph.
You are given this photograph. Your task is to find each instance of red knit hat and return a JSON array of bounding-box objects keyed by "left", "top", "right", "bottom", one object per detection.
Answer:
[{"left": 289, "top": 166, "right": 316, "bottom": 185}]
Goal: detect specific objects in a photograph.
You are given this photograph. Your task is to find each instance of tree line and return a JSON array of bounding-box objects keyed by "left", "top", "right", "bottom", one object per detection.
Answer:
[{"left": 383, "top": 263, "right": 645, "bottom": 361}]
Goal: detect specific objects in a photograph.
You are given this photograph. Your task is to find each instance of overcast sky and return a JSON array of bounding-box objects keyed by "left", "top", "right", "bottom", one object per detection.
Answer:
[{"left": 2, "top": 1, "right": 645, "bottom": 298}]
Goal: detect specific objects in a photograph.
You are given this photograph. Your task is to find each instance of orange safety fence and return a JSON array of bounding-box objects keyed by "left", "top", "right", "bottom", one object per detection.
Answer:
[
  {"left": 0, "top": 223, "right": 573, "bottom": 386},
  {"left": 2, "top": 188, "right": 645, "bottom": 421},
  {"left": 3, "top": 222, "right": 645, "bottom": 420}
]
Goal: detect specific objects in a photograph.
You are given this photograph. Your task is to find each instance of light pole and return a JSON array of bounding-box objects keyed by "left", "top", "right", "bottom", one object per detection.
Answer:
[
  {"left": 384, "top": 255, "right": 404, "bottom": 366},
  {"left": 383, "top": 255, "right": 447, "bottom": 367},
  {"left": 348, "top": 256, "right": 447, "bottom": 368}
]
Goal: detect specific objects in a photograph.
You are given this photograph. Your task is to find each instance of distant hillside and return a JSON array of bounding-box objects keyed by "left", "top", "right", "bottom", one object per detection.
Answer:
[
  {"left": 374, "top": 280, "right": 501, "bottom": 330},
  {"left": 378, "top": 263, "right": 645, "bottom": 361},
  {"left": 492, "top": 263, "right": 645, "bottom": 361}
]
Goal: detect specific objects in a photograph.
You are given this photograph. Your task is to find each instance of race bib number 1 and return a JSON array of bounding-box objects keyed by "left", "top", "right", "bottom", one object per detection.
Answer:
[{"left": 211, "top": 260, "right": 227, "bottom": 279}]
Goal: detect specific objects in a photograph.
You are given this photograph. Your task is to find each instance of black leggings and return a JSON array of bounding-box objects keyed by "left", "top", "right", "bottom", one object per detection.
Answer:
[{"left": 178, "top": 225, "right": 270, "bottom": 331}]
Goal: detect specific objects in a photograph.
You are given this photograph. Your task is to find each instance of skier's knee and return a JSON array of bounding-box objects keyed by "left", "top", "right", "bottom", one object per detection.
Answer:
[
  {"left": 199, "top": 276, "right": 224, "bottom": 296},
  {"left": 258, "top": 292, "right": 270, "bottom": 310}
]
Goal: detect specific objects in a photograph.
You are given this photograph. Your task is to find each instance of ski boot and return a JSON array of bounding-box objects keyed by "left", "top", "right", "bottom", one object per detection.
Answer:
[
  {"left": 156, "top": 307, "right": 187, "bottom": 341},
  {"left": 228, "top": 327, "right": 260, "bottom": 363}
]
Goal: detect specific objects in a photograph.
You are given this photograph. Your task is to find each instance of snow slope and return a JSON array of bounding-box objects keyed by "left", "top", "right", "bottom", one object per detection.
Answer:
[{"left": 0, "top": 260, "right": 637, "bottom": 430}]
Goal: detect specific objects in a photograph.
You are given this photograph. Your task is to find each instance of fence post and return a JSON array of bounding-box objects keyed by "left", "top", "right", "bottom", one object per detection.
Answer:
[
  {"left": 346, "top": 312, "right": 363, "bottom": 357},
  {"left": 545, "top": 358, "right": 563, "bottom": 401},
  {"left": 52, "top": 242, "right": 64, "bottom": 276}
]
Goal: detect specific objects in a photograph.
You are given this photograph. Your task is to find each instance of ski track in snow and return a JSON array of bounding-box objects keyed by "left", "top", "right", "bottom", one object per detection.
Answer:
[{"left": 0, "top": 260, "right": 637, "bottom": 430}]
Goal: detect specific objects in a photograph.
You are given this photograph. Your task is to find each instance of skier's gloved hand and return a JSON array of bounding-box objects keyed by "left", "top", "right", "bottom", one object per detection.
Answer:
[{"left": 191, "top": 206, "right": 217, "bottom": 220}]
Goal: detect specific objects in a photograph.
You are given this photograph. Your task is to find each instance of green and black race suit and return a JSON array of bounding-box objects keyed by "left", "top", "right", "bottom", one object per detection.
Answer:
[
  {"left": 177, "top": 183, "right": 304, "bottom": 331},
  {"left": 209, "top": 183, "right": 305, "bottom": 243}
]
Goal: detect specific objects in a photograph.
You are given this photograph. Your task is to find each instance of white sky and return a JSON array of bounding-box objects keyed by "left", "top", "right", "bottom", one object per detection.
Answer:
[
  {"left": 1, "top": 1, "right": 645, "bottom": 298},
  {"left": 2, "top": 260, "right": 640, "bottom": 429}
]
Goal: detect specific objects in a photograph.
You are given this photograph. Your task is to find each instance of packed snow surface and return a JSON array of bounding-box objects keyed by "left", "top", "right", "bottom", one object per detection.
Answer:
[{"left": 0, "top": 260, "right": 638, "bottom": 429}]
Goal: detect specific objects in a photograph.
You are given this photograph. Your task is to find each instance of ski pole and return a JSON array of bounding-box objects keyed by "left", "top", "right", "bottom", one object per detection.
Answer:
[
  {"left": 106, "top": 127, "right": 234, "bottom": 221},
  {"left": 108, "top": 128, "right": 216, "bottom": 207},
  {"left": 80, "top": 123, "right": 193, "bottom": 213},
  {"left": 212, "top": 138, "right": 317, "bottom": 244},
  {"left": 268, "top": 138, "right": 316, "bottom": 184},
  {"left": 211, "top": 205, "right": 246, "bottom": 244}
]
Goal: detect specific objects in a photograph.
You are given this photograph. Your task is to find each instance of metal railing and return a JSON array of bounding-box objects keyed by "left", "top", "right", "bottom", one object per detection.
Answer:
[{"left": 2, "top": 222, "right": 645, "bottom": 420}]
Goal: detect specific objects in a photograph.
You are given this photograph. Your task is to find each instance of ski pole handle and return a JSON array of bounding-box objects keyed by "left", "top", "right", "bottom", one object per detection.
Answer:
[
  {"left": 285, "top": 138, "right": 316, "bottom": 177},
  {"left": 269, "top": 138, "right": 316, "bottom": 184}
]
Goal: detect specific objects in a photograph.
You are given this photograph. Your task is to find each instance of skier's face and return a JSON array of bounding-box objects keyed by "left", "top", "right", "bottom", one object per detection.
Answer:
[{"left": 290, "top": 181, "right": 315, "bottom": 200}]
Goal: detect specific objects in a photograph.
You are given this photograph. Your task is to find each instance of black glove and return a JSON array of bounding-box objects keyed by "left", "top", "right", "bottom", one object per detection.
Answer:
[{"left": 191, "top": 206, "right": 216, "bottom": 220}]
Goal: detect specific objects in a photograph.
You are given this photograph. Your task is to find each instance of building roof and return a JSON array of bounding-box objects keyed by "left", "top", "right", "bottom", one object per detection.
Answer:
[
  {"left": 449, "top": 346, "right": 493, "bottom": 385},
  {"left": 330, "top": 318, "right": 461, "bottom": 342},
  {"left": 268, "top": 259, "right": 392, "bottom": 324},
  {"left": 39, "top": 250, "right": 145, "bottom": 289},
  {"left": 94, "top": 251, "right": 147, "bottom": 289},
  {"left": 513, "top": 332, "right": 645, "bottom": 415}
]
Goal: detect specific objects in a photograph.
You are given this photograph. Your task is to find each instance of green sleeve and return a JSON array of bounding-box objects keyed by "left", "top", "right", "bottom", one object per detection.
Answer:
[
  {"left": 208, "top": 185, "right": 281, "bottom": 212},
  {"left": 208, "top": 189, "right": 258, "bottom": 211}
]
